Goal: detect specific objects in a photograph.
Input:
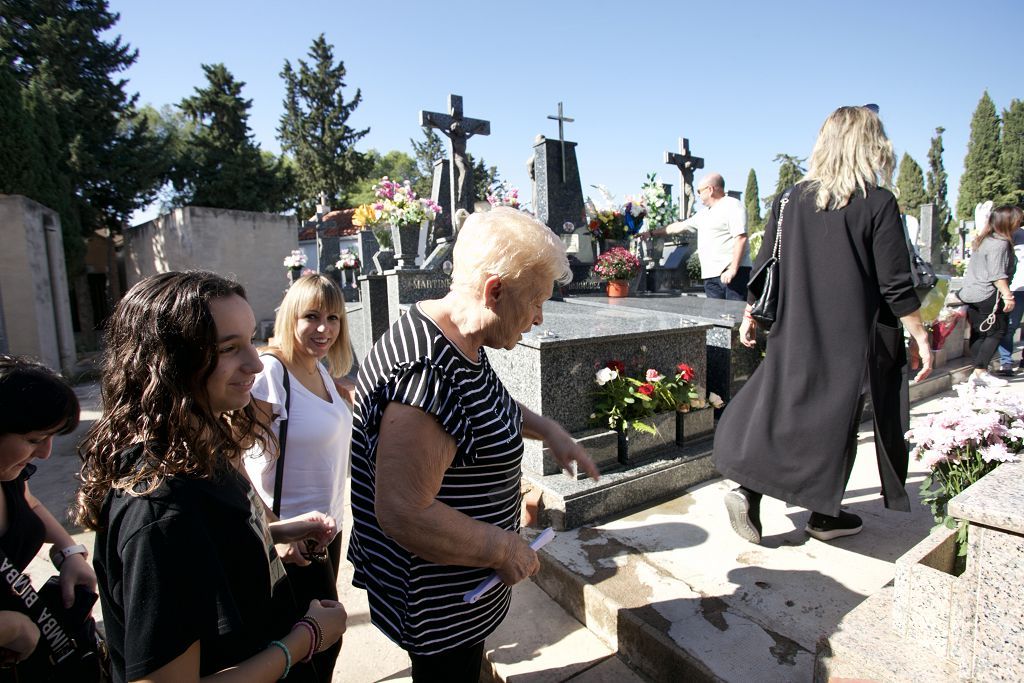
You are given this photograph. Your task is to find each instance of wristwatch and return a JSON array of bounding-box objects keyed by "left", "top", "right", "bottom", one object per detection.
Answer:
[{"left": 50, "top": 543, "right": 88, "bottom": 569}]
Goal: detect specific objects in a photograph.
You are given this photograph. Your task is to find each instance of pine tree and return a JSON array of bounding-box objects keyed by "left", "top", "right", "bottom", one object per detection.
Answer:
[
  {"left": 896, "top": 153, "right": 927, "bottom": 215},
  {"left": 1001, "top": 99, "right": 1024, "bottom": 205},
  {"left": 0, "top": 0, "right": 168, "bottom": 269},
  {"left": 744, "top": 169, "right": 762, "bottom": 234},
  {"left": 410, "top": 127, "right": 446, "bottom": 198},
  {"left": 957, "top": 91, "right": 1008, "bottom": 220},
  {"left": 763, "top": 154, "right": 806, "bottom": 212},
  {"left": 925, "top": 127, "right": 953, "bottom": 245},
  {"left": 174, "top": 63, "right": 294, "bottom": 212},
  {"left": 277, "top": 34, "right": 369, "bottom": 216}
]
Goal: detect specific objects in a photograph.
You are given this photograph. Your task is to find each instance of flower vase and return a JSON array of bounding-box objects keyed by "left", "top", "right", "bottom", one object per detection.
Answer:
[
  {"left": 390, "top": 221, "right": 424, "bottom": 270},
  {"left": 288, "top": 266, "right": 303, "bottom": 285},
  {"left": 607, "top": 280, "right": 630, "bottom": 297}
]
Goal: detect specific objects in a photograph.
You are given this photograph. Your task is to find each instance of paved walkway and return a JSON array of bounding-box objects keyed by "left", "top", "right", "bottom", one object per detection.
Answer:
[{"left": 27, "top": 358, "right": 1006, "bottom": 681}]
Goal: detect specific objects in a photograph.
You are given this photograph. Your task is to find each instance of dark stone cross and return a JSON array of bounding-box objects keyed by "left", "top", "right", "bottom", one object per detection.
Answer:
[
  {"left": 419, "top": 94, "right": 491, "bottom": 221},
  {"left": 664, "top": 137, "right": 705, "bottom": 219},
  {"left": 547, "top": 101, "right": 574, "bottom": 183}
]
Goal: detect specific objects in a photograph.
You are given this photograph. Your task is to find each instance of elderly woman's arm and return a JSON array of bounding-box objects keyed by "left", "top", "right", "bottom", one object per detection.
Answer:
[{"left": 374, "top": 402, "right": 539, "bottom": 586}]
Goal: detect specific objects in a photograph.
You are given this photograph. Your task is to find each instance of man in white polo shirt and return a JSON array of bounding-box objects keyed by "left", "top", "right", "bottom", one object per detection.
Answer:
[{"left": 645, "top": 172, "right": 750, "bottom": 300}]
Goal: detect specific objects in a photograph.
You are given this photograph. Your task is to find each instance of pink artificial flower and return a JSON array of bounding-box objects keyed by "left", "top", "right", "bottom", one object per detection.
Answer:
[{"left": 646, "top": 369, "right": 665, "bottom": 382}]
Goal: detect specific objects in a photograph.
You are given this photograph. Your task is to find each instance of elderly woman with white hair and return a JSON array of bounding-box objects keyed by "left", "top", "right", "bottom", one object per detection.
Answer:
[{"left": 346, "top": 207, "right": 599, "bottom": 682}]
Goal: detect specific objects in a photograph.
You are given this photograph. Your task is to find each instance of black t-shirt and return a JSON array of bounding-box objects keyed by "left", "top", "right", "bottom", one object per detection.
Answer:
[
  {"left": 94, "top": 448, "right": 314, "bottom": 681},
  {"left": 0, "top": 464, "right": 46, "bottom": 612}
]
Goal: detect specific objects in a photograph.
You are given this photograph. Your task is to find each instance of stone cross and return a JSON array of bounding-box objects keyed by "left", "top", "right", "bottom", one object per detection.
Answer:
[
  {"left": 664, "top": 138, "right": 705, "bottom": 219},
  {"left": 419, "top": 94, "right": 491, "bottom": 218},
  {"left": 547, "top": 101, "right": 574, "bottom": 183}
]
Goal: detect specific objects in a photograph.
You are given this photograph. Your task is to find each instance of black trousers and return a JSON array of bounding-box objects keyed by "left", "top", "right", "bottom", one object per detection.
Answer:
[
  {"left": 409, "top": 640, "right": 485, "bottom": 683},
  {"left": 967, "top": 292, "right": 1008, "bottom": 370},
  {"left": 286, "top": 533, "right": 343, "bottom": 683}
]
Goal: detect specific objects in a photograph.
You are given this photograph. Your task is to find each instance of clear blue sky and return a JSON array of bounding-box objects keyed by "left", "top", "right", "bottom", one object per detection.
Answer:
[{"left": 107, "top": 0, "right": 1023, "bottom": 225}]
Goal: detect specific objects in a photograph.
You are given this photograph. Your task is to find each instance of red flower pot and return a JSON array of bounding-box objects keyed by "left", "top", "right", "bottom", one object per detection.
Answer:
[{"left": 606, "top": 280, "right": 629, "bottom": 297}]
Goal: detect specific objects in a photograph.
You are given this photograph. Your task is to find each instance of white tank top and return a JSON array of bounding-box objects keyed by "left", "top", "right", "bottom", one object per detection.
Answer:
[{"left": 243, "top": 355, "right": 352, "bottom": 523}]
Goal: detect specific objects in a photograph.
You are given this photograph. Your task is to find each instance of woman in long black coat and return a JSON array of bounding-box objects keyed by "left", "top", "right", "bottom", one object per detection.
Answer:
[{"left": 714, "top": 106, "right": 933, "bottom": 545}]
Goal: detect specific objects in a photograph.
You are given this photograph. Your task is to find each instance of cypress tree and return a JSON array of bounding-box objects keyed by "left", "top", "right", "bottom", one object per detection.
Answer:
[
  {"left": 277, "top": 34, "right": 369, "bottom": 216},
  {"left": 957, "top": 91, "right": 1007, "bottom": 220},
  {"left": 1001, "top": 99, "right": 1024, "bottom": 205},
  {"left": 925, "top": 127, "right": 953, "bottom": 245},
  {"left": 763, "top": 154, "right": 805, "bottom": 213},
  {"left": 744, "top": 168, "right": 762, "bottom": 234},
  {"left": 896, "top": 153, "right": 927, "bottom": 215},
  {"left": 174, "top": 63, "right": 294, "bottom": 212}
]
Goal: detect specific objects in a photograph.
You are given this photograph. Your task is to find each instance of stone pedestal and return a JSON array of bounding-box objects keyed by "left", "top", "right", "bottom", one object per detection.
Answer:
[
  {"left": 357, "top": 273, "right": 390, "bottom": 359},
  {"left": 817, "top": 461, "right": 1024, "bottom": 680},
  {"left": 385, "top": 269, "right": 451, "bottom": 325}
]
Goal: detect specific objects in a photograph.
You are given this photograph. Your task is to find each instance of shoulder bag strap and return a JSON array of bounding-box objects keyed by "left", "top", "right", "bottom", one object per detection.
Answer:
[
  {"left": 259, "top": 352, "right": 290, "bottom": 517},
  {"left": 772, "top": 189, "right": 793, "bottom": 261},
  {"left": 0, "top": 544, "right": 79, "bottom": 663}
]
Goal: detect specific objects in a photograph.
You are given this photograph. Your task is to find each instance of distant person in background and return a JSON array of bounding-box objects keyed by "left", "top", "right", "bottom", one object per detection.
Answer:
[
  {"left": 957, "top": 205, "right": 1023, "bottom": 387},
  {"left": 0, "top": 356, "right": 96, "bottom": 678},
  {"left": 715, "top": 105, "right": 932, "bottom": 545},
  {"left": 644, "top": 172, "right": 750, "bottom": 299},
  {"left": 995, "top": 208, "right": 1024, "bottom": 376},
  {"left": 245, "top": 273, "right": 354, "bottom": 683}
]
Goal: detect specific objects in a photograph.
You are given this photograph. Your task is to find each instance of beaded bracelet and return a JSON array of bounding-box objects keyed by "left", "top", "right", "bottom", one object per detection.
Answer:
[
  {"left": 299, "top": 615, "right": 324, "bottom": 656},
  {"left": 293, "top": 620, "right": 317, "bottom": 663},
  {"left": 268, "top": 639, "right": 291, "bottom": 679}
]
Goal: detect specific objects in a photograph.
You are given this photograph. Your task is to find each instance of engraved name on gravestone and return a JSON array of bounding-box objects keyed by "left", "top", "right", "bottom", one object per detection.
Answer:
[
  {"left": 664, "top": 137, "right": 704, "bottom": 220},
  {"left": 420, "top": 94, "right": 490, "bottom": 232},
  {"left": 533, "top": 102, "right": 585, "bottom": 233}
]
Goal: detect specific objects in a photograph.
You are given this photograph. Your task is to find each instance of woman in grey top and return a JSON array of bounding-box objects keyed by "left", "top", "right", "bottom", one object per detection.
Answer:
[{"left": 958, "top": 205, "right": 1024, "bottom": 386}]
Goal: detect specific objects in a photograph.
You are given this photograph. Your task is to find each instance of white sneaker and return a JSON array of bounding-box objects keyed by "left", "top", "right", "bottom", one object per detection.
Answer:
[{"left": 972, "top": 372, "right": 1008, "bottom": 388}]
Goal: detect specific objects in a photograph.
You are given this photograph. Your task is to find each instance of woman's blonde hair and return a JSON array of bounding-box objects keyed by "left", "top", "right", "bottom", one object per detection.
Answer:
[
  {"left": 271, "top": 274, "right": 352, "bottom": 377},
  {"left": 451, "top": 207, "right": 572, "bottom": 296},
  {"left": 803, "top": 106, "right": 896, "bottom": 211}
]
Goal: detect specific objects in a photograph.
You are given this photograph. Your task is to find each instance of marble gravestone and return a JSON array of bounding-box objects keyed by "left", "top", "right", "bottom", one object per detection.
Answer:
[
  {"left": 532, "top": 137, "right": 586, "bottom": 234},
  {"left": 486, "top": 300, "right": 717, "bottom": 530},
  {"left": 427, "top": 158, "right": 453, "bottom": 251}
]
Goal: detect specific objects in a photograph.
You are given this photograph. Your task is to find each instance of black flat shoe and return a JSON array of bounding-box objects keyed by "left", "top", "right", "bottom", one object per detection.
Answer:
[{"left": 725, "top": 487, "right": 762, "bottom": 544}]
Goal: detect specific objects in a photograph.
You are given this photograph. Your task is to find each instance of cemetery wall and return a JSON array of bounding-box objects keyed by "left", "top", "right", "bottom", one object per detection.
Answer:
[
  {"left": 125, "top": 206, "right": 297, "bottom": 325},
  {"left": 0, "top": 195, "right": 76, "bottom": 373}
]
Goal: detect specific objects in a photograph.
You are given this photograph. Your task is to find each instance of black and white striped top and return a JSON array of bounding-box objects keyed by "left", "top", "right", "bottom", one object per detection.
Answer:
[{"left": 347, "top": 303, "right": 524, "bottom": 655}]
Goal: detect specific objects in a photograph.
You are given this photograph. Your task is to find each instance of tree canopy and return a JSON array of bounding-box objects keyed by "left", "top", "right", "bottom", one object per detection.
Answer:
[
  {"left": 957, "top": 91, "right": 1008, "bottom": 219},
  {"left": 744, "top": 169, "right": 762, "bottom": 234},
  {"left": 170, "top": 63, "right": 294, "bottom": 213},
  {"left": 925, "top": 126, "right": 952, "bottom": 244},
  {"left": 0, "top": 0, "right": 167, "bottom": 272},
  {"left": 277, "top": 34, "right": 369, "bottom": 218},
  {"left": 1001, "top": 99, "right": 1024, "bottom": 206}
]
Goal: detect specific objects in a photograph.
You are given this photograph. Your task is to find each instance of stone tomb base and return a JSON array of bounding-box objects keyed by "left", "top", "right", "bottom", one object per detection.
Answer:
[{"left": 486, "top": 300, "right": 718, "bottom": 530}]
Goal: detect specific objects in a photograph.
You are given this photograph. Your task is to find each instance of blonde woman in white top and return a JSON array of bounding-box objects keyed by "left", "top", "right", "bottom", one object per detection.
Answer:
[{"left": 245, "top": 273, "right": 353, "bottom": 683}]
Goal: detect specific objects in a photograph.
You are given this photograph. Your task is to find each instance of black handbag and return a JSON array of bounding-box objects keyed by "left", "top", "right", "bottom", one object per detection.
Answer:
[
  {"left": 905, "top": 220, "right": 938, "bottom": 300},
  {"left": 747, "top": 189, "right": 792, "bottom": 330},
  {"left": 0, "top": 552, "right": 109, "bottom": 682}
]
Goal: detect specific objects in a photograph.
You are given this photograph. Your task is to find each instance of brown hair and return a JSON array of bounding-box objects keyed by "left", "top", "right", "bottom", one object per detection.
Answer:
[
  {"left": 75, "top": 271, "right": 271, "bottom": 530},
  {"left": 972, "top": 205, "right": 1024, "bottom": 250}
]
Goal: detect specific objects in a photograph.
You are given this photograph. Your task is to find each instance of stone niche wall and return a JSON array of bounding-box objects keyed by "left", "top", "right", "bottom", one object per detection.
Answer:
[
  {"left": 124, "top": 206, "right": 298, "bottom": 324},
  {"left": 0, "top": 195, "right": 76, "bottom": 373}
]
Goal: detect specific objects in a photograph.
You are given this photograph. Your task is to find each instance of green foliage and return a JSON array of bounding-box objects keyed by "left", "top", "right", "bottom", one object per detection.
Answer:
[
  {"left": 744, "top": 168, "right": 762, "bottom": 235},
  {"left": 957, "top": 91, "right": 1009, "bottom": 220},
  {"left": 591, "top": 361, "right": 699, "bottom": 434},
  {"left": 896, "top": 153, "right": 927, "bottom": 215},
  {"left": 347, "top": 150, "right": 419, "bottom": 206},
  {"left": 0, "top": 0, "right": 169, "bottom": 275},
  {"left": 925, "top": 127, "right": 954, "bottom": 247},
  {"left": 469, "top": 154, "right": 500, "bottom": 202},
  {"left": 686, "top": 252, "right": 701, "bottom": 281},
  {"left": 172, "top": 63, "right": 294, "bottom": 213},
  {"left": 277, "top": 34, "right": 370, "bottom": 217},
  {"left": 1000, "top": 99, "right": 1024, "bottom": 206},
  {"left": 763, "top": 154, "right": 805, "bottom": 211},
  {"left": 410, "top": 127, "right": 446, "bottom": 198}
]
